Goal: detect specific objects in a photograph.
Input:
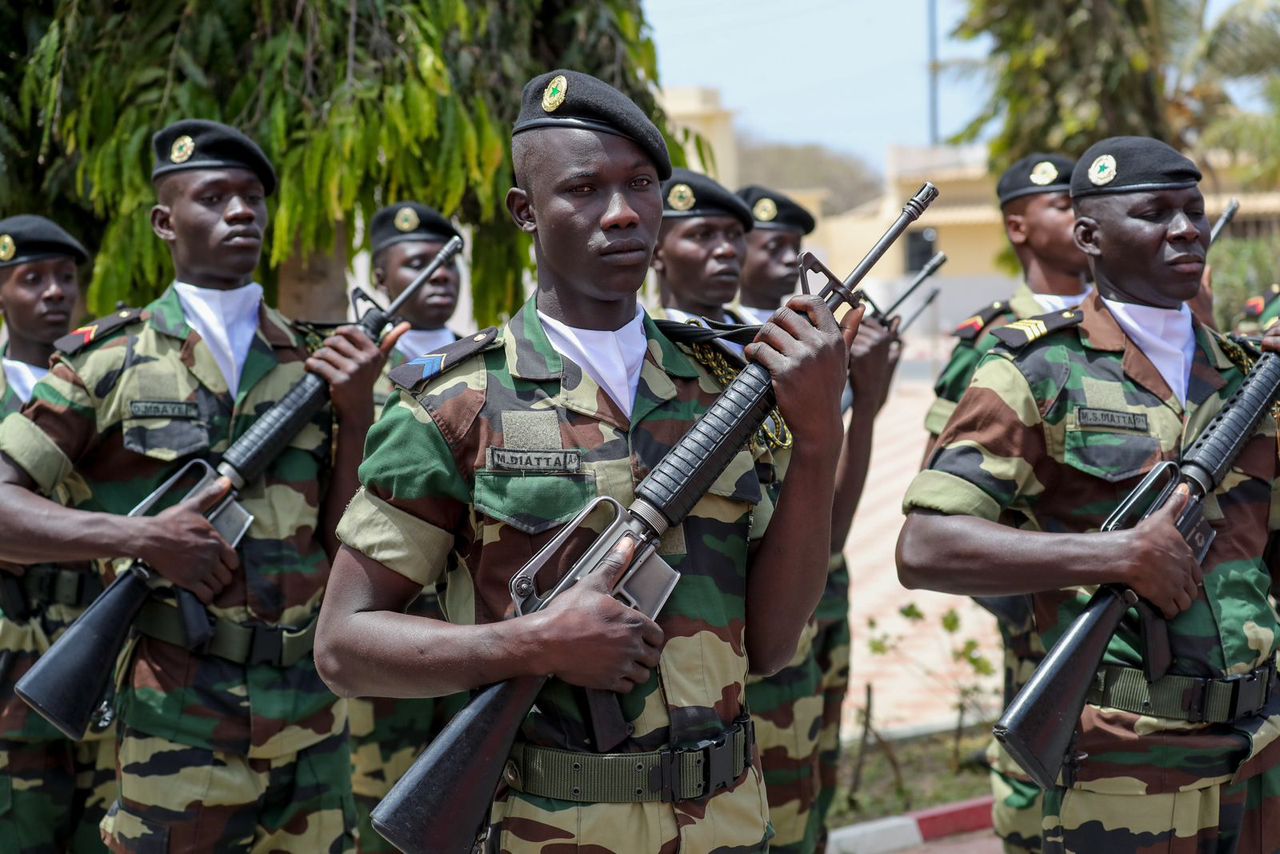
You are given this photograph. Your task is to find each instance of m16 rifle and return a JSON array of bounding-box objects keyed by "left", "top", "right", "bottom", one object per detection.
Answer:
[
  {"left": 877, "top": 251, "right": 947, "bottom": 323},
  {"left": 369, "top": 185, "right": 940, "bottom": 854},
  {"left": 993, "top": 348, "right": 1280, "bottom": 790},
  {"left": 1210, "top": 198, "right": 1240, "bottom": 246},
  {"left": 15, "top": 236, "right": 464, "bottom": 741},
  {"left": 896, "top": 287, "right": 941, "bottom": 335}
]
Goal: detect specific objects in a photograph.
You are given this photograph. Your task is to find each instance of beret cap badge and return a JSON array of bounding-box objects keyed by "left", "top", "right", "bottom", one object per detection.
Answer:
[
  {"left": 752, "top": 198, "right": 778, "bottom": 222},
  {"left": 667, "top": 183, "right": 696, "bottom": 212},
  {"left": 1088, "top": 154, "right": 1117, "bottom": 186},
  {"left": 0, "top": 235, "right": 13, "bottom": 263},
  {"left": 170, "top": 135, "right": 195, "bottom": 165},
  {"left": 1029, "top": 161, "right": 1059, "bottom": 186},
  {"left": 542, "top": 74, "right": 568, "bottom": 113},
  {"left": 394, "top": 206, "right": 421, "bottom": 233}
]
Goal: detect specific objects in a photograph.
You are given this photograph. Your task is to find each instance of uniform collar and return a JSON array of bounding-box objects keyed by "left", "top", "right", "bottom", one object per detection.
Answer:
[
  {"left": 148, "top": 284, "right": 299, "bottom": 350},
  {"left": 1009, "top": 283, "right": 1043, "bottom": 320}
]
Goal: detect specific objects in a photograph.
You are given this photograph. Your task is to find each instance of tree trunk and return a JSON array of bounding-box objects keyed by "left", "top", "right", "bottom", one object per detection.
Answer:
[{"left": 276, "top": 224, "right": 352, "bottom": 323}]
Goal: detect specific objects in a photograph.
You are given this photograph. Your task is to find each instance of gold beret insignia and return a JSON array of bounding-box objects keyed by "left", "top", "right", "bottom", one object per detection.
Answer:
[
  {"left": 170, "top": 135, "right": 195, "bottom": 164},
  {"left": 1088, "top": 154, "right": 1117, "bottom": 187},
  {"left": 667, "top": 183, "right": 695, "bottom": 211},
  {"left": 753, "top": 198, "right": 778, "bottom": 222},
  {"left": 1029, "top": 161, "right": 1059, "bottom": 186},
  {"left": 394, "top": 206, "right": 421, "bottom": 233},
  {"left": 0, "top": 234, "right": 13, "bottom": 263},
  {"left": 542, "top": 75, "right": 568, "bottom": 113}
]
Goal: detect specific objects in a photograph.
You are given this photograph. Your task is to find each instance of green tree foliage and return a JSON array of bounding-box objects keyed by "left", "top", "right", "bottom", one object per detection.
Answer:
[
  {"left": 1, "top": 1, "right": 675, "bottom": 324},
  {"left": 1208, "top": 235, "right": 1280, "bottom": 330}
]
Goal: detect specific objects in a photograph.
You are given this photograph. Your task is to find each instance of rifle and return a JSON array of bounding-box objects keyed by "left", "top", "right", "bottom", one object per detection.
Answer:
[
  {"left": 1210, "top": 198, "right": 1240, "bottom": 246},
  {"left": 369, "top": 184, "right": 940, "bottom": 854},
  {"left": 879, "top": 252, "right": 947, "bottom": 322},
  {"left": 993, "top": 348, "right": 1280, "bottom": 790},
  {"left": 15, "top": 236, "right": 464, "bottom": 741},
  {"left": 896, "top": 287, "right": 940, "bottom": 335}
]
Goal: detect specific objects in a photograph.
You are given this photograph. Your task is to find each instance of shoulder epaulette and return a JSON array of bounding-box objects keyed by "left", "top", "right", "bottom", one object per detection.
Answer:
[
  {"left": 990, "top": 309, "right": 1083, "bottom": 350},
  {"left": 388, "top": 327, "right": 501, "bottom": 390},
  {"left": 54, "top": 308, "right": 143, "bottom": 355},
  {"left": 1242, "top": 283, "right": 1280, "bottom": 319},
  {"left": 953, "top": 301, "right": 1010, "bottom": 341}
]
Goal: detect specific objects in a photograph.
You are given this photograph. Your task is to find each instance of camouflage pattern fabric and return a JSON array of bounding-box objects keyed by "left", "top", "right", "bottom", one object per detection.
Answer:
[
  {"left": 101, "top": 723, "right": 354, "bottom": 853},
  {"left": 811, "top": 554, "right": 851, "bottom": 852},
  {"left": 0, "top": 344, "right": 22, "bottom": 418},
  {"left": 905, "top": 292, "right": 1280, "bottom": 849},
  {"left": 0, "top": 736, "right": 115, "bottom": 853},
  {"left": 0, "top": 286, "right": 352, "bottom": 848},
  {"left": 338, "top": 297, "right": 783, "bottom": 851},
  {"left": 371, "top": 346, "right": 407, "bottom": 410}
]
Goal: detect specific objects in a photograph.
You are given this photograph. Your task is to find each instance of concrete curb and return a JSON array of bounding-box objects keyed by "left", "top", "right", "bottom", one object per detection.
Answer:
[{"left": 828, "top": 795, "right": 994, "bottom": 853}]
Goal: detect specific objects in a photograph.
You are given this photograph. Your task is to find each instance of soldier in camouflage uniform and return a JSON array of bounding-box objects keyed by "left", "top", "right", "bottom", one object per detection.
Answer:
[
  {"left": 316, "top": 69, "right": 859, "bottom": 852},
  {"left": 350, "top": 202, "right": 467, "bottom": 853},
  {"left": 0, "top": 216, "right": 116, "bottom": 853},
  {"left": 0, "top": 120, "right": 392, "bottom": 852},
  {"left": 899, "top": 136, "right": 1280, "bottom": 853},
  {"left": 919, "top": 153, "right": 1091, "bottom": 853},
  {"left": 1234, "top": 283, "right": 1280, "bottom": 336}
]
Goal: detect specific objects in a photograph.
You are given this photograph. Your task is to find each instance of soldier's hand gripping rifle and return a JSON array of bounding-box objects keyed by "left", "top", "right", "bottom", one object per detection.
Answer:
[
  {"left": 993, "top": 348, "right": 1280, "bottom": 790},
  {"left": 15, "top": 237, "right": 464, "bottom": 741},
  {"left": 369, "top": 184, "right": 940, "bottom": 854},
  {"left": 1211, "top": 198, "right": 1240, "bottom": 246}
]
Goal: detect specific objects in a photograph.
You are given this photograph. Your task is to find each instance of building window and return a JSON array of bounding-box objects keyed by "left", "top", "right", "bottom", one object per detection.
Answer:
[{"left": 906, "top": 227, "right": 937, "bottom": 273}]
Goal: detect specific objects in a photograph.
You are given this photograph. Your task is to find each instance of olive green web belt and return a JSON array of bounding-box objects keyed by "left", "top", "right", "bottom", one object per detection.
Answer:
[
  {"left": 135, "top": 600, "right": 317, "bottom": 667},
  {"left": 23, "top": 565, "right": 103, "bottom": 608},
  {"left": 505, "top": 717, "right": 755, "bottom": 803},
  {"left": 1088, "top": 662, "right": 1275, "bottom": 724}
]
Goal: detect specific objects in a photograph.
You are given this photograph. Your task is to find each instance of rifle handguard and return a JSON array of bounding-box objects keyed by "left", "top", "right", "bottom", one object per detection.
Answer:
[{"left": 1180, "top": 353, "right": 1280, "bottom": 494}]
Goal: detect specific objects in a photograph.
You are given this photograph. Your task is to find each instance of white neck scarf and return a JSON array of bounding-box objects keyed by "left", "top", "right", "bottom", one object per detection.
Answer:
[
  {"left": 739, "top": 305, "right": 776, "bottom": 325},
  {"left": 1101, "top": 296, "right": 1196, "bottom": 404},
  {"left": 395, "top": 327, "right": 457, "bottom": 360},
  {"left": 1033, "top": 286, "right": 1093, "bottom": 314},
  {"left": 174, "top": 281, "right": 264, "bottom": 397},
  {"left": 2, "top": 358, "right": 48, "bottom": 404},
  {"left": 538, "top": 307, "right": 648, "bottom": 419}
]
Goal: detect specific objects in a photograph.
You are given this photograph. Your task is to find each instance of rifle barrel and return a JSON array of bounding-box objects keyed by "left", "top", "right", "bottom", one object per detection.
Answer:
[
  {"left": 882, "top": 252, "right": 947, "bottom": 319},
  {"left": 1210, "top": 199, "right": 1240, "bottom": 246},
  {"left": 898, "top": 287, "right": 941, "bottom": 334}
]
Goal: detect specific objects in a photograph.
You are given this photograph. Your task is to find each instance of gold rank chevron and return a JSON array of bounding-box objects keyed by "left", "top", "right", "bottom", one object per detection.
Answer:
[{"left": 1003, "top": 318, "right": 1049, "bottom": 341}]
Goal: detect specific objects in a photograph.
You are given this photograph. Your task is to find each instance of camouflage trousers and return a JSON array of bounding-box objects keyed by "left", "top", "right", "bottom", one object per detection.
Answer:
[
  {"left": 349, "top": 692, "right": 468, "bottom": 853},
  {"left": 0, "top": 735, "right": 115, "bottom": 853},
  {"left": 1042, "top": 765, "right": 1280, "bottom": 853},
  {"left": 989, "top": 755, "right": 1041, "bottom": 853},
  {"left": 746, "top": 619, "right": 824, "bottom": 853},
  {"left": 101, "top": 724, "right": 356, "bottom": 853},
  {"left": 811, "top": 611, "right": 851, "bottom": 853}
]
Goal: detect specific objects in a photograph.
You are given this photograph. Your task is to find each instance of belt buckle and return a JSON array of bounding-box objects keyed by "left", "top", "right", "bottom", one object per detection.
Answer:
[
  {"left": 1224, "top": 668, "right": 1268, "bottom": 718},
  {"left": 247, "top": 624, "right": 284, "bottom": 666}
]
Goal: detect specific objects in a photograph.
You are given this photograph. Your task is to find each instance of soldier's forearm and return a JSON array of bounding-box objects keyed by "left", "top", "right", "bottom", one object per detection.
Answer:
[
  {"left": 896, "top": 511, "right": 1126, "bottom": 595},
  {"left": 0, "top": 478, "right": 145, "bottom": 565},
  {"left": 745, "top": 442, "right": 839, "bottom": 675},
  {"left": 830, "top": 403, "right": 877, "bottom": 553}
]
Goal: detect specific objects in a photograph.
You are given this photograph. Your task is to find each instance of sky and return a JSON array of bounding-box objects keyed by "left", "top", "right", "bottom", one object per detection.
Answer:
[{"left": 644, "top": 0, "right": 1247, "bottom": 171}]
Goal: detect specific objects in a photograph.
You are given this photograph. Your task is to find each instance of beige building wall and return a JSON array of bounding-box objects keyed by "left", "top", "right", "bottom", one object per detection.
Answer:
[{"left": 657, "top": 87, "right": 739, "bottom": 186}]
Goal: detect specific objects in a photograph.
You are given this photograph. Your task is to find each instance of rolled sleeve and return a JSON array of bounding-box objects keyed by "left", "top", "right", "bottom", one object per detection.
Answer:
[
  {"left": 337, "top": 489, "right": 452, "bottom": 587},
  {"left": 0, "top": 413, "right": 74, "bottom": 495},
  {"left": 902, "top": 468, "right": 1003, "bottom": 521}
]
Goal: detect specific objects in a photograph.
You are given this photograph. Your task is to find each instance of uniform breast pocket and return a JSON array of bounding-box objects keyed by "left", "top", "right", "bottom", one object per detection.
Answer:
[
  {"left": 473, "top": 470, "right": 597, "bottom": 535},
  {"left": 1063, "top": 426, "right": 1161, "bottom": 484},
  {"left": 121, "top": 415, "right": 210, "bottom": 462}
]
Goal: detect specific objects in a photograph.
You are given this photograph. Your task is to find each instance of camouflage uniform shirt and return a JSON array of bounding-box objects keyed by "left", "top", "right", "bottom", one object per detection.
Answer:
[
  {"left": 0, "top": 287, "right": 344, "bottom": 759},
  {"left": 905, "top": 292, "right": 1280, "bottom": 793},
  {"left": 338, "top": 297, "right": 780, "bottom": 851}
]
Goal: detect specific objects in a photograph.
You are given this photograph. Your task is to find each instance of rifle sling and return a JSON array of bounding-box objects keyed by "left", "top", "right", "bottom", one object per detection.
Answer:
[
  {"left": 17, "top": 565, "right": 103, "bottom": 610},
  {"left": 1089, "top": 662, "right": 1275, "bottom": 724},
  {"left": 504, "top": 717, "right": 754, "bottom": 803},
  {"left": 135, "top": 600, "right": 316, "bottom": 667}
]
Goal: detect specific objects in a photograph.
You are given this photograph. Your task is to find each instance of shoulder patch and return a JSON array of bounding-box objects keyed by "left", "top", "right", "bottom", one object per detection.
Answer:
[
  {"left": 55, "top": 308, "right": 143, "bottom": 355},
  {"left": 990, "top": 309, "right": 1083, "bottom": 349},
  {"left": 1242, "top": 284, "right": 1280, "bottom": 319},
  {"left": 388, "top": 327, "right": 501, "bottom": 390},
  {"left": 953, "top": 301, "right": 1011, "bottom": 340}
]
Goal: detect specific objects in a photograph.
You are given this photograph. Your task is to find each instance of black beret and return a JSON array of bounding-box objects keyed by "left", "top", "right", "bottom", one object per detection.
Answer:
[
  {"left": 996, "top": 153, "right": 1074, "bottom": 205},
  {"left": 0, "top": 215, "right": 88, "bottom": 269},
  {"left": 151, "top": 119, "right": 277, "bottom": 196},
  {"left": 512, "top": 70, "right": 671, "bottom": 180},
  {"left": 736, "top": 185, "right": 815, "bottom": 234},
  {"left": 370, "top": 203, "right": 462, "bottom": 256},
  {"left": 662, "top": 169, "right": 753, "bottom": 231},
  {"left": 1071, "top": 136, "right": 1201, "bottom": 198}
]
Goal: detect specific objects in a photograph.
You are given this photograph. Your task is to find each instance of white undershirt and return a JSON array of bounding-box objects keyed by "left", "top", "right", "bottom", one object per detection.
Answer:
[
  {"left": 739, "top": 305, "right": 775, "bottom": 325},
  {"left": 174, "top": 281, "right": 264, "bottom": 398},
  {"left": 1032, "top": 286, "right": 1093, "bottom": 314},
  {"left": 538, "top": 307, "right": 648, "bottom": 418},
  {"left": 1101, "top": 297, "right": 1196, "bottom": 405},
  {"left": 2, "top": 359, "right": 47, "bottom": 403},
  {"left": 395, "top": 327, "right": 456, "bottom": 360}
]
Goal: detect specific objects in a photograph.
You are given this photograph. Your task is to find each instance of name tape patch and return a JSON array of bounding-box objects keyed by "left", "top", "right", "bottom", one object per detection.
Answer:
[
  {"left": 1076, "top": 408, "right": 1148, "bottom": 432},
  {"left": 130, "top": 400, "right": 200, "bottom": 420},
  {"left": 487, "top": 447, "right": 582, "bottom": 474}
]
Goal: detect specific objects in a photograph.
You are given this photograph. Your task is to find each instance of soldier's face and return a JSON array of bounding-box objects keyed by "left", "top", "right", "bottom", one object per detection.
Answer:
[
  {"left": 152, "top": 168, "right": 267, "bottom": 288},
  {"left": 376, "top": 240, "right": 459, "bottom": 330},
  {"left": 653, "top": 216, "right": 746, "bottom": 313},
  {"left": 740, "top": 228, "right": 801, "bottom": 306},
  {"left": 0, "top": 257, "right": 79, "bottom": 345},
  {"left": 1010, "top": 192, "right": 1089, "bottom": 277},
  {"left": 1075, "top": 188, "right": 1209, "bottom": 308},
  {"left": 510, "top": 129, "right": 663, "bottom": 303}
]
